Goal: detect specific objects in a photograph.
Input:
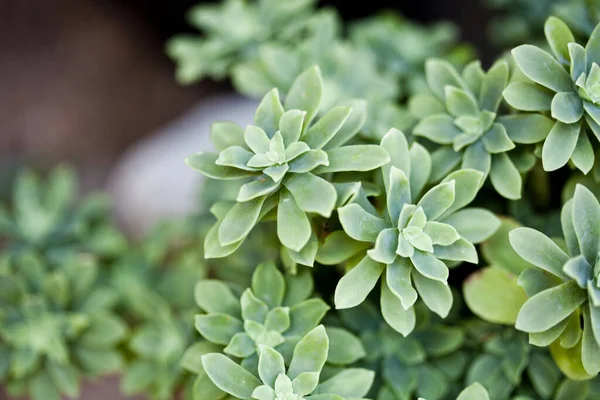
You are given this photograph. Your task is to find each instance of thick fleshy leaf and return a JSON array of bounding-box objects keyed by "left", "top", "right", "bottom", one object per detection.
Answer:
[
  {"left": 264, "top": 164, "right": 289, "bottom": 183},
  {"left": 498, "top": 114, "right": 554, "bottom": 144},
  {"left": 287, "top": 298, "right": 330, "bottom": 337},
  {"left": 416, "top": 181, "right": 455, "bottom": 220},
  {"left": 285, "top": 142, "right": 311, "bottom": 162},
  {"left": 482, "top": 123, "right": 515, "bottom": 154},
  {"left": 463, "top": 266, "right": 528, "bottom": 325},
  {"left": 381, "top": 278, "right": 416, "bottom": 336},
  {"left": 279, "top": 110, "right": 306, "bottom": 146},
  {"left": 571, "top": 131, "right": 594, "bottom": 174},
  {"left": 288, "top": 149, "right": 329, "bottom": 173},
  {"left": 542, "top": 121, "right": 580, "bottom": 171},
  {"left": 325, "top": 327, "right": 366, "bottom": 365},
  {"left": 251, "top": 385, "right": 275, "bottom": 400},
  {"left": 338, "top": 204, "right": 387, "bottom": 242},
  {"left": 287, "top": 325, "right": 329, "bottom": 380},
  {"left": 463, "top": 60, "right": 485, "bottom": 94},
  {"left": 509, "top": 227, "right": 570, "bottom": 280},
  {"left": 367, "top": 228, "right": 399, "bottom": 265},
  {"left": 387, "top": 167, "right": 411, "bottom": 222},
  {"left": 569, "top": 43, "right": 587, "bottom": 82},
  {"left": 216, "top": 146, "right": 255, "bottom": 170},
  {"left": 426, "top": 59, "right": 466, "bottom": 100},
  {"left": 423, "top": 221, "right": 460, "bottom": 245},
  {"left": 409, "top": 143, "right": 432, "bottom": 197},
  {"left": 441, "top": 208, "right": 500, "bottom": 243},
  {"left": 411, "top": 250, "right": 449, "bottom": 282},
  {"left": 252, "top": 262, "right": 285, "bottom": 308},
  {"left": 237, "top": 177, "right": 280, "bottom": 202},
  {"left": 325, "top": 99, "right": 367, "bottom": 148},
  {"left": 413, "top": 270, "right": 453, "bottom": 317},
  {"left": 387, "top": 258, "right": 418, "bottom": 309},
  {"left": 502, "top": 82, "right": 553, "bottom": 111},
  {"left": 255, "top": 88, "right": 285, "bottom": 137},
  {"left": 586, "top": 22, "right": 600, "bottom": 68},
  {"left": 550, "top": 337, "right": 595, "bottom": 380},
  {"left": 314, "top": 145, "right": 390, "bottom": 174},
  {"left": 561, "top": 199, "right": 579, "bottom": 257},
  {"left": 445, "top": 86, "right": 479, "bottom": 117},
  {"left": 187, "top": 153, "right": 255, "bottom": 180},
  {"left": 462, "top": 141, "right": 491, "bottom": 176},
  {"left": 441, "top": 168, "right": 484, "bottom": 216},
  {"left": 430, "top": 147, "right": 462, "bottom": 182},
  {"left": 408, "top": 94, "right": 446, "bottom": 119},
  {"left": 211, "top": 122, "right": 246, "bottom": 151},
  {"left": 202, "top": 353, "right": 261, "bottom": 398},
  {"left": 224, "top": 332, "right": 256, "bottom": 358},
  {"left": 195, "top": 314, "right": 242, "bottom": 345},
  {"left": 316, "top": 231, "right": 370, "bottom": 265},
  {"left": 583, "top": 306, "right": 600, "bottom": 375},
  {"left": 511, "top": 45, "right": 573, "bottom": 92},
  {"left": 545, "top": 16, "right": 575, "bottom": 65},
  {"left": 334, "top": 256, "right": 385, "bottom": 309},
  {"left": 516, "top": 280, "right": 587, "bottom": 333},
  {"left": 518, "top": 268, "right": 563, "bottom": 298},
  {"left": 433, "top": 238, "right": 478, "bottom": 263},
  {"left": 413, "top": 114, "right": 461, "bottom": 144},
  {"left": 292, "top": 372, "right": 320, "bottom": 396},
  {"left": 284, "top": 66, "right": 323, "bottom": 125},
  {"left": 457, "top": 383, "right": 490, "bottom": 400},
  {"left": 584, "top": 101, "right": 600, "bottom": 127},
  {"left": 302, "top": 107, "right": 351, "bottom": 149},
  {"left": 314, "top": 370, "right": 375, "bottom": 398},
  {"left": 241, "top": 289, "right": 269, "bottom": 322},
  {"left": 204, "top": 219, "right": 245, "bottom": 259},
  {"left": 195, "top": 280, "right": 240, "bottom": 315},
  {"left": 551, "top": 92, "right": 584, "bottom": 124},
  {"left": 219, "top": 196, "right": 265, "bottom": 245},
  {"left": 277, "top": 190, "right": 311, "bottom": 252},
  {"left": 280, "top": 173, "right": 336, "bottom": 218},
  {"left": 573, "top": 184, "right": 600, "bottom": 265},
  {"left": 258, "top": 345, "right": 286, "bottom": 388},
  {"left": 245, "top": 125, "right": 271, "bottom": 154},
  {"left": 529, "top": 318, "right": 569, "bottom": 347},
  {"left": 479, "top": 60, "right": 509, "bottom": 112},
  {"left": 490, "top": 153, "right": 522, "bottom": 200}
]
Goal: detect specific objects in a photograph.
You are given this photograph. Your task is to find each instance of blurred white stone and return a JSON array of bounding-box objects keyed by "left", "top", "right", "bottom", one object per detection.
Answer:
[{"left": 106, "top": 93, "right": 258, "bottom": 237}]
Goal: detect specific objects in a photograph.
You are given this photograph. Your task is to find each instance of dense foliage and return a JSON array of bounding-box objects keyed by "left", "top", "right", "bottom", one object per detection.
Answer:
[{"left": 5, "top": 0, "right": 600, "bottom": 399}]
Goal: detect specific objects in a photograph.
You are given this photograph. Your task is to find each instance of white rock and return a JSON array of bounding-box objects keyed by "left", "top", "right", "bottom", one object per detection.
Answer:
[{"left": 106, "top": 93, "right": 258, "bottom": 237}]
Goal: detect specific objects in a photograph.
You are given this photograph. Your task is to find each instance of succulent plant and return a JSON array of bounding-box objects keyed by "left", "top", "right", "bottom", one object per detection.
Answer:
[
  {"left": 111, "top": 220, "right": 209, "bottom": 400},
  {"left": 503, "top": 16, "right": 600, "bottom": 173},
  {"left": 326, "top": 129, "right": 499, "bottom": 335},
  {"left": 338, "top": 302, "right": 468, "bottom": 400},
  {"left": 509, "top": 184, "right": 600, "bottom": 379},
  {"left": 166, "top": 0, "right": 317, "bottom": 84},
  {"left": 412, "top": 58, "right": 554, "bottom": 199},
  {"left": 0, "top": 166, "right": 127, "bottom": 258},
  {"left": 0, "top": 251, "right": 127, "bottom": 400},
  {"left": 349, "top": 13, "right": 475, "bottom": 97},
  {"left": 187, "top": 66, "right": 389, "bottom": 265},
  {"left": 200, "top": 325, "right": 374, "bottom": 400}
]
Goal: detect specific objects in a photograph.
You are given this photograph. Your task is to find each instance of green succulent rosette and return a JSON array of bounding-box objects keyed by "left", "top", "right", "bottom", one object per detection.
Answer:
[
  {"left": 200, "top": 325, "right": 374, "bottom": 400},
  {"left": 167, "top": 0, "right": 316, "bottom": 84},
  {"left": 509, "top": 184, "right": 600, "bottom": 379},
  {"left": 0, "top": 166, "right": 127, "bottom": 259},
  {"left": 504, "top": 16, "right": 600, "bottom": 173},
  {"left": 327, "top": 129, "right": 499, "bottom": 335},
  {"left": 339, "top": 302, "right": 468, "bottom": 400},
  {"left": 187, "top": 66, "right": 390, "bottom": 266},
  {"left": 0, "top": 251, "right": 127, "bottom": 400},
  {"left": 182, "top": 262, "right": 366, "bottom": 399},
  {"left": 412, "top": 58, "right": 554, "bottom": 199}
]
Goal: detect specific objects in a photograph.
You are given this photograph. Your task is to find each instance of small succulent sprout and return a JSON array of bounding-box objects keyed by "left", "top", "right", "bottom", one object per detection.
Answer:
[
  {"left": 412, "top": 58, "right": 554, "bottom": 199},
  {"left": 0, "top": 252, "right": 127, "bottom": 400},
  {"left": 167, "top": 0, "right": 317, "bottom": 84},
  {"left": 200, "top": 325, "right": 375, "bottom": 400},
  {"left": 333, "top": 129, "right": 499, "bottom": 336},
  {"left": 504, "top": 16, "right": 600, "bottom": 173},
  {"left": 187, "top": 66, "right": 390, "bottom": 265},
  {"left": 509, "top": 184, "right": 600, "bottom": 378}
]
